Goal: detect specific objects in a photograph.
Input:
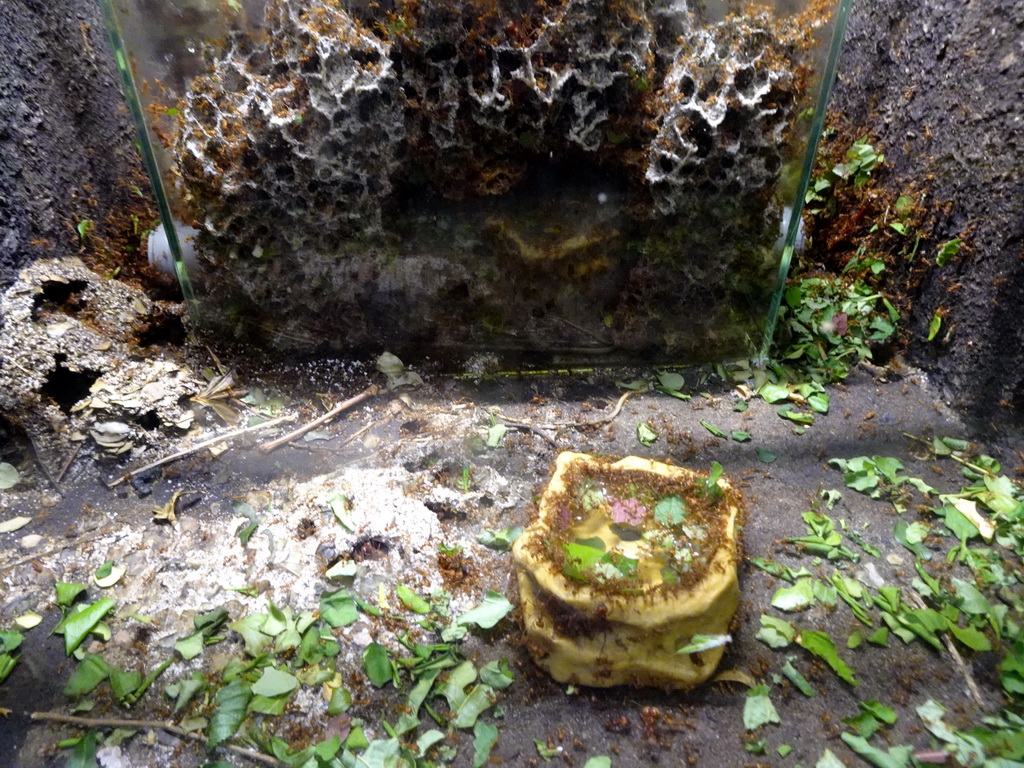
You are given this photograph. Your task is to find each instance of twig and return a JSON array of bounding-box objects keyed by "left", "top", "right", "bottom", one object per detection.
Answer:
[
  {"left": 902, "top": 431, "right": 994, "bottom": 477},
  {"left": 56, "top": 443, "right": 82, "bottom": 483},
  {"left": 106, "top": 414, "right": 295, "bottom": 488},
  {"left": 492, "top": 413, "right": 558, "bottom": 446},
  {"left": 26, "top": 431, "right": 63, "bottom": 497},
  {"left": 258, "top": 385, "right": 380, "bottom": 453},
  {"left": 905, "top": 592, "right": 984, "bottom": 706},
  {"left": 338, "top": 422, "right": 374, "bottom": 447},
  {"left": 492, "top": 389, "right": 635, "bottom": 437},
  {"left": 0, "top": 532, "right": 127, "bottom": 576},
  {"left": 30, "top": 711, "right": 283, "bottom": 767}
]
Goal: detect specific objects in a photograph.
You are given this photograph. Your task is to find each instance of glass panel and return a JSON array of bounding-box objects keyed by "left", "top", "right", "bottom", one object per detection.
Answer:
[{"left": 101, "top": 0, "right": 851, "bottom": 368}]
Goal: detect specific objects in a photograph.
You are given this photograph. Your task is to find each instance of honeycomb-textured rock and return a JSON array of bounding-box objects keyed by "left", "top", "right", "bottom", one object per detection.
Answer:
[
  {"left": 175, "top": 0, "right": 404, "bottom": 251},
  {"left": 645, "top": 14, "right": 798, "bottom": 215},
  {"left": 165, "top": 0, "right": 831, "bottom": 361}
]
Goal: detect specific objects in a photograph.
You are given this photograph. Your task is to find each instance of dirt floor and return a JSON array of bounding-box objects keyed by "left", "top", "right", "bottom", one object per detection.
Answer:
[{"left": 2, "top": 346, "right": 1022, "bottom": 768}]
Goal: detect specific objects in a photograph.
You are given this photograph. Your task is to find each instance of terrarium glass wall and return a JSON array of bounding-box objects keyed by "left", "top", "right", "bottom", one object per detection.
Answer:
[{"left": 101, "top": 0, "right": 850, "bottom": 368}]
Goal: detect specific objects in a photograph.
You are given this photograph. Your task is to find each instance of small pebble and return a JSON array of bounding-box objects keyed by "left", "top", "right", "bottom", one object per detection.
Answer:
[{"left": 19, "top": 533, "right": 43, "bottom": 549}]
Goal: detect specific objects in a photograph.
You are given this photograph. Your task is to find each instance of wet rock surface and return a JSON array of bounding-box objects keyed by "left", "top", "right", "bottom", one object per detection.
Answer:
[{"left": 827, "top": 0, "right": 1024, "bottom": 423}]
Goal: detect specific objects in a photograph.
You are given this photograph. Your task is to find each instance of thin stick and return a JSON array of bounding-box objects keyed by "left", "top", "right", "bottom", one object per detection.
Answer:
[
  {"left": 902, "top": 431, "right": 993, "bottom": 478},
  {"left": 31, "top": 711, "right": 283, "bottom": 767},
  {"left": 492, "top": 413, "right": 558, "bottom": 446},
  {"left": 0, "top": 532, "right": 126, "bottom": 576},
  {"left": 106, "top": 414, "right": 295, "bottom": 488},
  {"left": 493, "top": 389, "right": 634, "bottom": 435},
  {"left": 56, "top": 443, "right": 82, "bottom": 483},
  {"left": 258, "top": 385, "right": 379, "bottom": 454},
  {"left": 338, "top": 422, "right": 374, "bottom": 447},
  {"left": 27, "top": 431, "right": 63, "bottom": 497},
  {"left": 905, "top": 592, "right": 983, "bottom": 706}
]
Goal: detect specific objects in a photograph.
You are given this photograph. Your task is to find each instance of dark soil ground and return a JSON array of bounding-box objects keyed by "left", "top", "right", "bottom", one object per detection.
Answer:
[{"left": 2, "top": 355, "right": 1021, "bottom": 768}]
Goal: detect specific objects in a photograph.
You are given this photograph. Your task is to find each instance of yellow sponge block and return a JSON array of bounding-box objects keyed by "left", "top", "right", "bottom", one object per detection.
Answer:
[{"left": 512, "top": 452, "right": 742, "bottom": 689}]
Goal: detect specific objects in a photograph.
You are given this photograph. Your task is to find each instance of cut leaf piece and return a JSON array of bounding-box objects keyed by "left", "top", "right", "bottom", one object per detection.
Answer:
[
  {"left": 363, "top": 642, "right": 394, "bottom": 687},
  {"left": 206, "top": 678, "right": 252, "bottom": 749},
  {"left": 840, "top": 733, "right": 912, "bottom": 768},
  {"left": 14, "top": 612, "right": 42, "bottom": 630},
  {"left": 251, "top": 667, "right": 299, "bottom": 697},
  {"left": 93, "top": 564, "right": 126, "bottom": 589},
  {"left": 472, "top": 721, "right": 499, "bottom": 768},
  {"left": 62, "top": 598, "right": 116, "bottom": 655},
  {"left": 320, "top": 589, "right": 359, "bottom": 628},
  {"left": 636, "top": 422, "right": 658, "bottom": 446},
  {"left": 0, "top": 463, "right": 20, "bottom": 490},
  {"left": 755, "top": 615, "right": 795, "bottom": 649},
  {"left": 743, "top": 685, "right": 781, "bottom": 731},
  {"left": 453, "top": 591, "right": 514, "bottom": 631},
  {"left": 396, "top": 584, "right": 430, "bottom": 614},
  {"left": 677, "top": 634, "right": 732, "bottom": 654},
  {"left": 797, "top": 630, "right": 858, "bottom": 685}
]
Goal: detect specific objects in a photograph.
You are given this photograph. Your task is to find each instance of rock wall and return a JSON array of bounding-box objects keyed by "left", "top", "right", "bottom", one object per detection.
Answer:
[
  {"left": 1, "top": 0, "right": 1022, "bottom": 420},
  {"left": 827, "top": 1, "right": 1024, "bottom": 422},
  {"left": 0, "top": 0, "right": 149, "bottom": 293}
]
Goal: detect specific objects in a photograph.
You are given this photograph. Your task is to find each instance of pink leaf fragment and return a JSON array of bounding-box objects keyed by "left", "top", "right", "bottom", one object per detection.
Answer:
[
  {"left": 609, "top": 498, "right": 647, "bottom": 525},
  {"left": 555, "top": 506, "right": 572, "bottom": 530}
]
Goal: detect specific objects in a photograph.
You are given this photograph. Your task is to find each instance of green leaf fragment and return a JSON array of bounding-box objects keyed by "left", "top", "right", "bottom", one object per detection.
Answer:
[
  {"left": 700, "top": 420, "right": 727, "bottom": 438},
  {"left": 251, "top": 667, "right": 299, "bottom": 697},
  {"left": 782, "top": 657, "right": 815, "bottom": 696},
  {"left": 743, "top": 685, "right": 781, "bottom": 731},
  {"left": 485, "top": 422, "right": 507, "bottom": 448},
  {"left": 109, "top": 668, "right": 143, "bottom": 703},
  {"left": 867, "top": 627, "right": 889, "bottom": 646},
  {"left": 583, "top": 759, "right": 613, "bottom": 768},
  {"left": 755, "top": 448, "right": 776, "bottom": 464},
  {"left": 637, "top": 422, "right": 658, "bottom": 446},
  {"left": 453, "top": 591, "right": 514, "bottom": 630},
  {"left": 64, "top": 654, "right": 111, "bottom": 698},
  {"left": 758, "top": 383, "right": 791, "bottom": 403},
  {"left": 807, "top": 392, "right": 830, "bottom": 413},
  {"left": 55, "top": 582, "right": 87, "bottom": 608},
  {"left": 472, "top": 721, "right": 499, "bottom": 768},
  {"left": 416, "top": 729, "right": 446, "bottom": 755},
  {"left": 320, "top": 589, "right": 359, "bottom": 628},
  {"left": 479, "top": 659, "right": 514, "bottom": 689},
  {"left": 778, "top": 404, "right": 815, "bottom": 425},
  {"left": 363, "top": 643, "right": 394, "bottom": 688},
  {"left": 207, "top": 678, "right": 252, "bottom": 749},
  {"left": 326, "top": 493, "right": 356, "bottom": 531},
  {"left": 653, "top": 496, "right": 686, "bottom": 526},
  {"left": 755, "top": 615, "right": 795, "bottom": 649},
  {"left": 452, "top": 684, "right": 496, "bottom": 729},
  {"left": 771, "top": 578, "right": 816, "bottom": 611},
  {"left": 816, "top": 748, "right": 846, "bottom": 768},
  {"left": 66, "top": 729, "right": 99, "bottom": 768},
  {"left": 0, "top": 462, "right": 20, "bottom": 489},
  {"left": 676, "top": 634, "right": 731, "bottom": 654},
  {"left": 62, "top": 598, "right": 116, "bottom": 655},
  {"left": 798, "top": 630, "right": 858, "bottom": 685},
  {"left": 396, "top": 584, "right": 431, "bottom": 614},
  {"left": 476, "top": 526, "right": 523, "bottom": 551},
  {"left": 840, "top": 734, "right": 912, "bottom": 768},
  {"left": 731, "top": 430, "right": 751, "bottom": 442},
  {"left": 327, "top": 686, "right": 352, "bottom": 716}
]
